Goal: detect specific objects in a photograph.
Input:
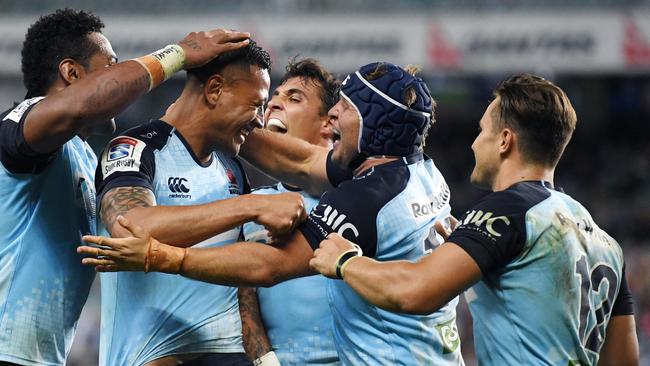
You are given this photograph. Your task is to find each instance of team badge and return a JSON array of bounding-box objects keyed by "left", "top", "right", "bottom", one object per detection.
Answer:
[{"left": 102, "top": 136, "right": 146, "bottom": 178}]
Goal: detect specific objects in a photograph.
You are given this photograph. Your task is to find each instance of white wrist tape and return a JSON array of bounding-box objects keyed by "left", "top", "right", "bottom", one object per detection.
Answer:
[
  {"left": 253, "top": 351, "right": 281, "bottom": 366},
  {"left": 133, "top": 44, "right": 186, "bottom": 91}
]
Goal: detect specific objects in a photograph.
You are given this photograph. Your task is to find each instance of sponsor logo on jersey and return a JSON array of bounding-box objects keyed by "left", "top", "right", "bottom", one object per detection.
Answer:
[
  {"left": 225, "top": 168, "right": 240, "bottom": 195},
  {"left": 459, "top": 209, "right": 511, "bottom": 239},
  {"left": 435, "top": 318, "right": 461, "bottom": 354},
  {"left": 168, "top": 177, "right": 191, "bottom": 199},
  {"left": 3, "top": 97, "right": 45, "bottom": 123},
  {"left": 102, "top": 136, "right": 146, "bottom": 178},
  {"left": 408, "top": 182, "right": 451, "bottom": 223},
  {"left": 311, "top": 204, "right": 360, "bottom": 238}
]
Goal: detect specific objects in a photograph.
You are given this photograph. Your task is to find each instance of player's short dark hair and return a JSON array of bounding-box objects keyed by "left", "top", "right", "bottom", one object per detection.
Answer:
[
  {"left": 493, "top": 73, "right": 577, "bottom": 167},
  {"left": 187, "top": 40, "right": 271, "bottom": 83},
  {"left": 280, "top": 57, "right": 340, "bottom": 115},
  {"left": 21, "top": 8, "right": 105, "bottom": 98}
]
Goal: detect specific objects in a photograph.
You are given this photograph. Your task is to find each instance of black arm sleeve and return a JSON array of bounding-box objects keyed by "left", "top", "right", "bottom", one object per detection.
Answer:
[
  {"left": 326, "top": 149, "right": 353, "bottom": 187},
  {"left": 95, "top": 121, "right": 171, "bottom": 206},
  {"left": 0, "top": 98, "right": 56, "bottom": 174},
  {"left": 611, "top": 265, "right": 635, "bottom": 316},
  {"left": 448, "top": 183, "right": 550, "bottom": 275}
]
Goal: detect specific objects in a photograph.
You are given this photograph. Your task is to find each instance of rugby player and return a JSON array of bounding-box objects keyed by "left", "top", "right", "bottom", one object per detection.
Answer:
[
  {"left": 90, "top": 41, "right": 306, "bottom": 366},
  {"left": 238, "top": 58, "right": 340, "bottom": 365},
  {"left": 310, "top": 74, "right": 640, "bottom": 366},
  {"left": 0, "top": 8, "right": 249, "bottom": 366},
  {"left": 80, "top": 62, "right": 465, "bottom": 365}
]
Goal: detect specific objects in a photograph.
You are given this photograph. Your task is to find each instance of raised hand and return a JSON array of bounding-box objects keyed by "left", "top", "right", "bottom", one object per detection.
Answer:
[{"left": 178, "top": 29, "right": 251, "bottom": 69}]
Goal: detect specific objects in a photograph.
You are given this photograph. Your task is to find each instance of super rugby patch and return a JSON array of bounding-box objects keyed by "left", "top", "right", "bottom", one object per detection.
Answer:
[{"left": 101, "top": 136, "right": 146, "bottom": 178}]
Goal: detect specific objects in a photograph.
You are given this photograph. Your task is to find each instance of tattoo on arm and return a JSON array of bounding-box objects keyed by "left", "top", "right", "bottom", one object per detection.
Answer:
[
  {"left": 100, "top": 186, "right": 156, "bottom": 230},
  {"left": 238, "top": 287, "right": 273, "bottom": 359},
  {"left": 86, "top": 74, "right": 150, "bottom": 111}
]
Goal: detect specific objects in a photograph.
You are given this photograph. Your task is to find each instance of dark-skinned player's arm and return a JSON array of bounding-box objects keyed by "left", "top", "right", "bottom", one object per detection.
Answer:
[
  {"left": 100, "top": 186, "right": 306, "bottom": 247},
  {"left": 79, "top": 215, "right": 315, "bottom": 287},
  {"left": 23, "top": 29, "right": 250, "bottom": 154},
  {"left": 237, "top": 287, "right": 277, "bottom": 363}
]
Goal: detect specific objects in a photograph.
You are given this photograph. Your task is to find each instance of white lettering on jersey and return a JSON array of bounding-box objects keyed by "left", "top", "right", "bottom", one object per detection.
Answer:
[
  {"left": 313, "top": 204, "right": 360, "bottom": 238},
  {"left": 3, "top": 97, "right": 45, "bottom": 123},
  {"left": 462, "top": 210, "right": 511, "bottom": 237},
  {"left": 101, "top": 136, "right": 146, "bottom": 178},
  {"left": 407, "top": 181, "right": 451, "bottom": 223}
]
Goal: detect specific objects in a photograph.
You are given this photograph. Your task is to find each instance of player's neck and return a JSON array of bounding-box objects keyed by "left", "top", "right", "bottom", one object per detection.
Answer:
[
  {"left": 353, "top": 156, "right": 399, "bottom": 176},
  {"left": 492, "top": 161, "right": 555, "bottom": 191},
  {"left": 160, "top": 95, "right": 214, "bottom": 164}
]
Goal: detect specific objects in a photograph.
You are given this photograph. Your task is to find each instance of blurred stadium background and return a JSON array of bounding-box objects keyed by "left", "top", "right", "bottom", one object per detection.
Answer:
[{"left": 0, "top": 0, "right": 648, "bottom": 364}]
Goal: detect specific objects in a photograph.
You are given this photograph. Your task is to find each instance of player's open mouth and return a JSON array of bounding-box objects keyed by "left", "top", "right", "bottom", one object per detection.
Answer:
[
  {"left": 267, "top": 118, "right": 287, "bottom": 134},
  {"left": 332, "top": 127, "right": 341, "bottom": 144}
]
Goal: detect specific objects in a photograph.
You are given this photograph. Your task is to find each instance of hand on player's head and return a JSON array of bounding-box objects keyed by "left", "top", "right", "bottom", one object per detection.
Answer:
[
  {"left": 77, "top": 216, "right": 151, "bottom": 272},
  {"left": 179, "top": 29, "right": 251, "bottom": 69}
]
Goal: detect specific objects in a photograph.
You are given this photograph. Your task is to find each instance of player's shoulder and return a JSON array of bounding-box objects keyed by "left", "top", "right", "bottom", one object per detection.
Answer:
[
  {"left": 110, "top": 120, "right": 173, "bottom": 150},
  {"left": 1, "top": 97, "right": 45, "bottom": 125},
  {"left": 331, "top": 158, "right": 411, "bottom": 203},
  {"left": 471, "top": 181, "right": 552, "bottom": 216}
]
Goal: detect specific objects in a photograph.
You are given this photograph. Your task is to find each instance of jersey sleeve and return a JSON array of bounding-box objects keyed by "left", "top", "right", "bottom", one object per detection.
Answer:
[
  {"left": 447, "top": 191, "right": 528, "bottom": 275},
  {"left": 326, "top": 149, "right": 353, "bottom": 187},
  {"left": 0, "top": 97, "right": 55, "bottom": 174},
  {"left": 611, "top": 264, "right": 635, "bottom": 316},
  {"left": 95, "top": 122, "right": 170, "bottom": 206}
]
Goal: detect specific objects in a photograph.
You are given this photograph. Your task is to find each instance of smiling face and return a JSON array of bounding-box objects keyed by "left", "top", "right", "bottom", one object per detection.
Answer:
[
  {"left": 328, "top": 96, "right": 361, "bottom": 167},
  {"left": 264, "top": 76, "right": 332, "bottom": 147},
  {"left": 211, "top": 65, "right": 270, "bottom": 157}
]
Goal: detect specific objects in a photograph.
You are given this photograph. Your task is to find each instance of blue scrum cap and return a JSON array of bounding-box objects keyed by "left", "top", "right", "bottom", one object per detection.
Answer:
[{"left": 340, "top": 62, "right": 433, "bottom": 167}]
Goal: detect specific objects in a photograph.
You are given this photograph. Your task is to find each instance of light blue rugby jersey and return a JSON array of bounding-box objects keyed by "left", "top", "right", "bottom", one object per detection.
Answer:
[
  {"left": 449, "top": 181, "right": 634, "bottom": 366},
  {"left": 242, "top": 183, "right": 339, "bottom": 365},
  {"left": 300, "top": 152, "right": 464, "bottom": 366},
  {"left": 0, "top": 98, "right": 97, "bottom": 365},
  {"left": 95, "top": 120, "right": 249, "bottom": 366}
]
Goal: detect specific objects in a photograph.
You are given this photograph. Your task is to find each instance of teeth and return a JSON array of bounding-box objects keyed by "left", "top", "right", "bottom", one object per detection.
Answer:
[{"left": 267, "top": 118, "right": 287, "bottom": 133}]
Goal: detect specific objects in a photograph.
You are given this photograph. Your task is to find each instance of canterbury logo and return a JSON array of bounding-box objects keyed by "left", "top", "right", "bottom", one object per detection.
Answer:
[
  {"left": 313, "top": 204, "right": 360, "bottom": 238},
  {"left": 168, "top": 177, "right": 190, "bottom": 193},
  {"left": 461, "top": 210, "right": 510, "bottom": 237}
]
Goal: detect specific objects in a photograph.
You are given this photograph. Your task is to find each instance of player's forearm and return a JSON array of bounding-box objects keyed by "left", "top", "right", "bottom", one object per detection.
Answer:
[
  {"left": 25, "top": 61, "right": 151, "bottom": 153},
  {"left": 115, "top": 195, "right": 258, "bottom": 247},
  {"left": 341, "top": 257, "right": 436, "bottom": 314},
  {"left": 241, "top": 129, "right": 330, "bottom": 195},
  {"left": 178, "top": 242, "right": 305, "bottom": 287},
  {"left": 238, "top": 287, "right": 273, "bottom": 360}
]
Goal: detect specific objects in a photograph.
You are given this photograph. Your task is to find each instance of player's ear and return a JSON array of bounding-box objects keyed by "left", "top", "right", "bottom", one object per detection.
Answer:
[
  {"left": 498, "top": 127, "right": 514, "bottom": 156},
  {"left": 204, "top": 74, "right": 224, "bottom": 107},
  {"left": 59, "top": 58, "right": 84, "bottom": 85}
]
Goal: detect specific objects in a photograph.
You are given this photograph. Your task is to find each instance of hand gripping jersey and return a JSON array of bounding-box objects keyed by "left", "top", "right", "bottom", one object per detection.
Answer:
[
  {"left": 242, "top": 183, "right": 340, "bottom": 365},
  {"left": 95, "top": 120, "right": 249, "bottom": 366},
  {"left": 0, "top": 98, "right": 97, "bottom": 365},
  {"left": 448, "top": 181, "right": 634, "bottom": 366},
  {"left": 300, "top": 152, "right": 464, "bottom": 366}
]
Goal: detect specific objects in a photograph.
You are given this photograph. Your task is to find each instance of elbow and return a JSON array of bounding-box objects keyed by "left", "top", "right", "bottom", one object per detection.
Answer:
[
  {"left": 383, "top": 274, "right": 440, "bottom": 315},
  {"left": 249, "top": 265, "right": 284, "bottom": 288},
  {"left": 390, "top": 291, "right": 438, "bottom": 315}
]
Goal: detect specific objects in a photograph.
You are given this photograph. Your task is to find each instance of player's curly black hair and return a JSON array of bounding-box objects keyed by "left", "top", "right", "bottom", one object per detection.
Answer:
[
  {"left": 21, "top": 8, "right": 105, "bottom": 98},
  {"left": 280, "top": 57, "right": 340, "bottom": 115},
  {"left": 187, "top": 39, "right": 271, "bottom": 83}
]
